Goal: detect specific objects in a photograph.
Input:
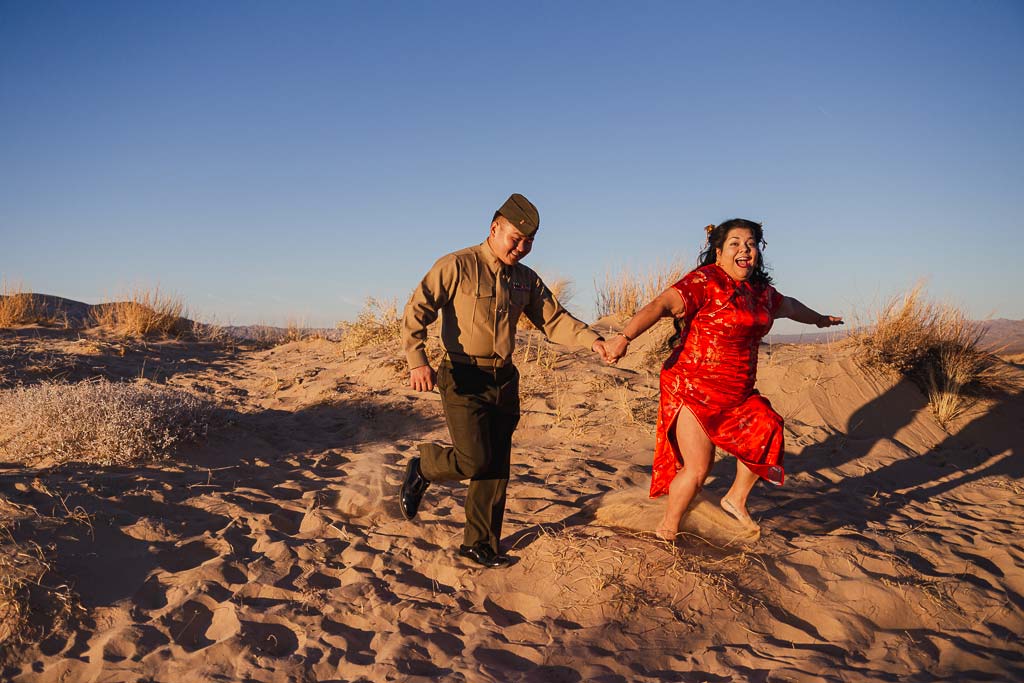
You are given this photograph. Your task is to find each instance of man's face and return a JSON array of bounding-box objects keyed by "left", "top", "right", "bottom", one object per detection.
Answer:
[{"left": 488, "top": 217, "right": 534, "bottom": 266}]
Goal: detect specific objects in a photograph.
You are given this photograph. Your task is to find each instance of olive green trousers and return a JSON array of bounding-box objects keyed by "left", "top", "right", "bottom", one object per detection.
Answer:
[{"left": 418, "top": 361, "right": 520, "bottom": 552}]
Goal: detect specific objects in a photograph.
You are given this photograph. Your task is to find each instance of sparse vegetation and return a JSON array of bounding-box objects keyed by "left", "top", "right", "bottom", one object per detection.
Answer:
[
  {"left": 189, "top": 320, "right": 237, "bottom": 348},
  {"left": 637, "top": 317, "right": 677, "bottom": 373},
  {"left": 250, "top": 319, "right": 325, "bottom": 346},
  {"left": 855, "top": 285, "right": 1020, "bottom": 427},
  {"left": 0, "top": 283, "right": 53, "bottom": 327},
  {"left": 0, "top": 379, "right": 219, "bottom": 466},
  {"left": 594, "top": 262, "right": 686, "bottom": 320},
  {"left": 89, "top": 289, "right": 189, "bottom": 338},
  {"left": 514, "top": 329, "right": 564, "bottom": 400},
  {"left": 242, "top": 323, "right": 291, "bottom": 347},
  {"left": 337, "top": 298, "right": 402, "bottom": 350},
  {"left": 283, "top": 320, "right": 312, "bottom": 344},
  {"left": 0, "top": 503, "right": 81, "bottom": 663},
  {"left": 522, "top": 526, "right": 763, "bottom": 621}
]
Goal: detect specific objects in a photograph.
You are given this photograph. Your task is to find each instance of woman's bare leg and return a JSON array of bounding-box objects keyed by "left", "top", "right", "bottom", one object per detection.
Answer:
[
  {"left": 721, "top": 460, "right": 759, "bottom": 528},
  {"left": 656, "top": 407, "right": 714, "bottom": 540}
]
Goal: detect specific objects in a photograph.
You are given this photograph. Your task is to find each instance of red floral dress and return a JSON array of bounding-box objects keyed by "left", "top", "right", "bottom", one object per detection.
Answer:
[{"left": 650, "top": 264, "right": 786, "bottom": 498}]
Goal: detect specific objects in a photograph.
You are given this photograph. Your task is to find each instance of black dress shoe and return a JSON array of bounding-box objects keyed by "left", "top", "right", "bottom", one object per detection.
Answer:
[
  {"left": 400, "top": 456, "right": 430, "bottom": 520},
  {"left": 458, "top": 544, "right": 510, "bottom": 568}
]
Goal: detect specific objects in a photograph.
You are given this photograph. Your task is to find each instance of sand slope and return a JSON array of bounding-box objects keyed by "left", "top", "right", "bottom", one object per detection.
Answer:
[{"left": 1, "top": 328, "right": 1022, "bottom": 682}]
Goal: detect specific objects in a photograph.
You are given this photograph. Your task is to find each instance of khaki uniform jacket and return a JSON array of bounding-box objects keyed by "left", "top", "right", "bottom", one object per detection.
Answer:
[{"left": 403, "top": 242, "right": 601, "bottom": 368}]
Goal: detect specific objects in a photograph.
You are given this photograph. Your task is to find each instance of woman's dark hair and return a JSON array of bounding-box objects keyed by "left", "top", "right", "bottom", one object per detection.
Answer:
[{"left": 698, "top": 218, "right": 773, "bottom": 287}]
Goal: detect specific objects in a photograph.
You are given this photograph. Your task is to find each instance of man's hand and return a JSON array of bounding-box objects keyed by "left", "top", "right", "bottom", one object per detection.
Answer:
[
  {"left": 592, "top": 339, "right": 615, "bottom": 364},
  {"left": 410, "top": 364, "right": 437, "bottom": 392},
  {"left": 603, "top": 334, "right": 629, "bottom": 363},
  {"left": 816, "top": 315, "right": 844, "bottom": 328}
]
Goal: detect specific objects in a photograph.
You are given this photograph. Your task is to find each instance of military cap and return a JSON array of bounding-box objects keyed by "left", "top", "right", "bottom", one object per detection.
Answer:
[{"left": 493, "top": 193, "right": 540, "bottom": 237}]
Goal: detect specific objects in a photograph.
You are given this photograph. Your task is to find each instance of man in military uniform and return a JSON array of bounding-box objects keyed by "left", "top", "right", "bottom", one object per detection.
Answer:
[{"left": 400, "top": 193, "right": 610, "bottom": 567}]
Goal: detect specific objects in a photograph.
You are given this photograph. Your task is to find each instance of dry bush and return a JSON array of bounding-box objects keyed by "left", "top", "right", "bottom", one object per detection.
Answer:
[
  {"left": 280, "top": 319, "right": 332, "bottom": 345},
  {"left": 855, "top": 285, "right": 1020, "bottom": 427},
  {"left": 594, "top": 261, "right": 686, "bottom": 320},
  {"left": 190, "top": 321, "right": 236, "bottom": 348},
  {"left": 619, "top": 390, "right": 659, "bottom": 432},
  {"left": 0, "top": 379, "right": 219, "bottom": 465},
  {"left": 514, "top": 329, "right": 565, "bottom": 400},
  {"left": 637, "top": 317, "right": 677, "bottom": 373},
  {"left": 337, "top": 298, "right": 402, "bottom": 350},
  {"left": 244, "top": 323, "right": 289, "bottom": 347},
  {"left": 0, "top": 283, "right": 50, "bottom": 327},
  {"left": 284, "top": 320, "right": 309, "bottom": 344},
  {"left": 89, "top": 289, "right": 189, "bottom": 338},
  {"left": 0, "top": 510, "right": 79, "bottom": 663}
]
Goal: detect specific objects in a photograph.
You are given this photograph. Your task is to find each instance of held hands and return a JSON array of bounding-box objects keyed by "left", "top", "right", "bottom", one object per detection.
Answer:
[
  {"left": 603, "top": 334, "right": 629, "bottom": 363},
  {"left": 816, "top": 315, "right": 844, "bottom": 328},
  {"left": 592, "top": 339, "right": 614, "bottom": 364},
  {"left": 409, "top": 364, "right": 437, "bottom": 392},
  {"left": 593, "top": 334, "right": 629, "bottom": 364}
]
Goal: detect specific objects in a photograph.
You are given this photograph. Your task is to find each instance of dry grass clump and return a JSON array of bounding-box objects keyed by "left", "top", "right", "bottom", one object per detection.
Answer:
[
  {"left": 90, "top": 288, "right": 190, "bottom": 338},
  {"left": 283, "top": 320, "right": 313, "bottom": 344},
  {"left": 0, "top": 283, "right": 51, "bottom": 327},
  {"left": 855, "top": 285, "right": 1020, "bottom": 427},
  {"left": 337, "top": 298, "right": 402, "bottom": 350},
  {"left": 190, "top": 321, "right": 237, "bottom": 349},
  {"left": 0, "top": 379, "right": 219, "bottom": 465},
  {"left": 620, "top": 390, "right": 659, "bottom": 431},
  {"left": 241, "top": 323, "right": 290, "bottom": 347},
  {"left": 0, "top": 509, "right": 79, "bottom": 663},
  {"left": 594, "top": 261, "right": 686, "bottom": 320},
  {"left": 636, "top": 317, "right": 677, "bottom": 373}
]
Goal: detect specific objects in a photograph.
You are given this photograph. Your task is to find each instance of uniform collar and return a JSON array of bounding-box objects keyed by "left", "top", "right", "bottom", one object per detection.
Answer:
[{"left": 478, "top": 241, "right": 504, "bottom": 272}]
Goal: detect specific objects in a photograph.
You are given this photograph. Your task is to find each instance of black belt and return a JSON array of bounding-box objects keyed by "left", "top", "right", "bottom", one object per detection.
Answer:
[{"left": 445, "top": 352, "right": 512, "bottom": 369}]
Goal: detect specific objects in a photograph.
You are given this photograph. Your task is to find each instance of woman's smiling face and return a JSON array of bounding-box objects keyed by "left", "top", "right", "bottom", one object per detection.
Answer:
[{"left": 716, "top": 227, "right": 758, "bottom": 281}]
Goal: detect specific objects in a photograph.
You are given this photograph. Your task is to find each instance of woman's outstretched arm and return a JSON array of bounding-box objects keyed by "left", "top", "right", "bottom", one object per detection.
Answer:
[
  {"left": 775, "top": 296, "right": 843, "bottom": 327},
  {"left": 605, "top": 289, "right": 686, "bottom": 361}
]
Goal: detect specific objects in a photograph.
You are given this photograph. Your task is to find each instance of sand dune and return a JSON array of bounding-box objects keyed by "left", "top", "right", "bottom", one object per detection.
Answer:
[{"left": 1, "top": 326, "right": 1022, "bottom": 682}]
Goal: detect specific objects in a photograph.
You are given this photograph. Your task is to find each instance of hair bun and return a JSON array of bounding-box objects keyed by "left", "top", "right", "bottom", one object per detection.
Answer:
[{"left": 704, "top": 224, "right": 716, "bottom": 237}]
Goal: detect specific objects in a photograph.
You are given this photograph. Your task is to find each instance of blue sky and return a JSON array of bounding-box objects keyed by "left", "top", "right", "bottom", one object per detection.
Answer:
[{"left": 2, "top": 1, "right": 1022, "bottom": 333}]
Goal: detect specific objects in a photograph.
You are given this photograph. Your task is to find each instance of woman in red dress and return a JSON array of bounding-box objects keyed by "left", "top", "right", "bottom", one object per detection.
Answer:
[{"left": 605, "top": 219, "right": 843, "bottom": 539}]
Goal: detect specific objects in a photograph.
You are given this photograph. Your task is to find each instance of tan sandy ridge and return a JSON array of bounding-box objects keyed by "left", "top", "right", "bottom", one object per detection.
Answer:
[{"left": 0, "top": 326, "right": 1022, "bottom": 682}]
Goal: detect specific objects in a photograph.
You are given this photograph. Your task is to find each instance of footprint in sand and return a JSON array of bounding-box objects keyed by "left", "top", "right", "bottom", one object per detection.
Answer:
[
  {"left": 321, "top": 616, "right": 377, "bottom": 665},
  {"left": 239, "top": 619, "right": 302, "bottom": 658},
  {"left": 161, "top": 599, "right": 215, "bottom": 652}
]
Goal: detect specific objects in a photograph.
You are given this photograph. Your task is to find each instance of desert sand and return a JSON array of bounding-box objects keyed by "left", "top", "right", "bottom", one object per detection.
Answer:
[{"left": 1, "top": 324, "right": 1022, "bottom": 682}]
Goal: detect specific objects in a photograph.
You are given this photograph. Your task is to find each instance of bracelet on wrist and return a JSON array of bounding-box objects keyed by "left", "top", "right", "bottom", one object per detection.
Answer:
[{"left": 618, "top": 331, "right": 633, "bottom": 342}]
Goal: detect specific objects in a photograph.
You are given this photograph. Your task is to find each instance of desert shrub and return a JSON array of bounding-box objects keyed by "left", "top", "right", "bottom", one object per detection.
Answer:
[
  {"left": 0, "top": 379, "right": 219, "bottom": 465},
  {"left": 637, "top": 318, "right": 677, "bottom": 372},
  {"left": 89, "top": 289, "right": 189, "bottom": 338},
  {"left": 594, "top": 262, "right": 686, "bottom": 320},
  {"left": 337, "top": 298, "right": 402, "bottom": 350},
  {"left": 240, "top": 323, "right": 289, "bottom": 347},
  {"left": 0, "top": 505, "right": 80, "bottom": 662},
  {"left": 0, "top": 283, "right": 50, "bottom": 327},
  {"left": 189, "top": 320, "right": 236, "bottom": 348},
  {"left": 281, "top": 319, "right": 331, "bottom": 345},
  {"left": 855, "top": 285, "right": 1020, "bottom": 427}
]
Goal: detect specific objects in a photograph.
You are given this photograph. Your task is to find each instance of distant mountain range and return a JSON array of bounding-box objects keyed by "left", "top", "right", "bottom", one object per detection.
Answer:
[
  {"left": 0, "top": 294, "right": 344, "bottom": 340},
  {"left": 767, "top": 318, "right": 1024, "bottom": 355},
  {"left": 6, "top": 294, "right": 1024, "bottom": 354}
]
